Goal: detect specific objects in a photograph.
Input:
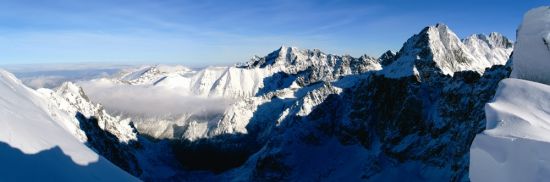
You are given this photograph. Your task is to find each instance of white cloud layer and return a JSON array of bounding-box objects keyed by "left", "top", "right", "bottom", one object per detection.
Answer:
[{"left": 78, "top": 79, "right": 233, "bottom": 119}]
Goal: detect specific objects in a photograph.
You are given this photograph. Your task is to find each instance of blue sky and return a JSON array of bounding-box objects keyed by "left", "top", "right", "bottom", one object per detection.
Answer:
[{"left": 0, "top": 0, "right": 546, "bottom": 67}]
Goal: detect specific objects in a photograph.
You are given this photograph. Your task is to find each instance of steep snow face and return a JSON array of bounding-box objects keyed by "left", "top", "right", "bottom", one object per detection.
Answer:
[
  {"left": 470, "top": 79, "right": 550, "bottom": 182},
  {"left": 38, "top": 82, "right": 144, "bottom": 176},
  {"left": 511, "top": 6, "right": 550, "bottom": 84},
  {"left": 463, "top": 32, "right": 513, "bottom": 66},
  {"left": 0, "top": 70, "right": 137, "bottom": 181},
  {"left": 382, "top": 24, "right": 513, "bottom": 78}
]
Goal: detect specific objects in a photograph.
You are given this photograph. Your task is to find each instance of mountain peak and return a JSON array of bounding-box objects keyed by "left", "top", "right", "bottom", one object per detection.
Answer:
[
  {"left": 434, "top": 23, "right": 450, "bottom": 30},
  {"left": 420, "top": 23, "right": 452, "bottom": 37},
  {"left": 378, "top": 50, "right": 396, "bottom": 66},
  {"left": 380, "top": 24, "right": 512, "bottom": 79},
  {"left": 238, "top": 46, "right": 318, "bottom": 69}
]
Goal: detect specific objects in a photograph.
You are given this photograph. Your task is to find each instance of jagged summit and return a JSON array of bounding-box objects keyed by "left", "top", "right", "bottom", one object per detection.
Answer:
[
  {"left": 380, "top": 23, "right": 512, "bottom": 79},
  {"left": 378, "top": 50, "right": 396, "bottom": 66},
  {"left": 238, "top": 45, "right": 318, "bottom": 69},
  {"left": 238, "top": 46, "right": 381, "bottom": 74}
]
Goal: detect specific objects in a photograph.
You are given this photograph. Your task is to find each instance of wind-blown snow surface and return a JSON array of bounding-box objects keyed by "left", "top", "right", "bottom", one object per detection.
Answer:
[
  {"left": 0, "top": 70, "right": 137, "bottom": 181},
  {"left": 511, "top": 6, "right": 550, "bottom": 84},
  {"left": 470, "top": 79, "right": 550, "bottom": 182},
  {"left": 470, "top": 6, "right": 550, "bottom": 181}
]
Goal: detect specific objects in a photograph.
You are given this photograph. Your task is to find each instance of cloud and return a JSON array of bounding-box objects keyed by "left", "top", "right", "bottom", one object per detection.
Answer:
[
  {"left": 20, "top": 76, "right": 67, "bottom": 89},
  {"left": 78, "top": 79, "right": 233, "bottom": 119},
  {"left": 5, "top": 64, "right": 130, "bottom": 89}
]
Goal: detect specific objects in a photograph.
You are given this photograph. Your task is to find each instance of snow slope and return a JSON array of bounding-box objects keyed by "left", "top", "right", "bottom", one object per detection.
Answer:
[
  {"left": 37, "top": 82, "right": 138, "bottom": 144},
  {"left": 111, "top": 65, "right": 269, "bottom": 98},
  {"left": 0, "top": 70, "right": 137, "bottom": 181},
  {"left": 511, "top": 6, "right": 550, "bottom": 84},
  {"left": 470, "top": 79, "right": 550, "bottom": 182}
]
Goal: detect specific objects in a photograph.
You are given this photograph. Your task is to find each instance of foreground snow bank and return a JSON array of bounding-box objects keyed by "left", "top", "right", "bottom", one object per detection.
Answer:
[
  {"left": 470, "top": 78, "right": 550, "bottom": 181},
  {"left": 0, "top": 70, "right": 137, "bottom": 181},
  {"left": 511, "top": 6, "right": 550, "bottom": 84}
]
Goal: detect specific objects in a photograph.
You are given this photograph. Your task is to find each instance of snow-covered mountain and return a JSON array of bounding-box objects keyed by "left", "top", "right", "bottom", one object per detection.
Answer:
[
  {"left": 78, "top": 46, "right": 383, "bottom": 141},
  {"left": 203, "top": 24, "right": 512, "bottom": 181},
  {"left": 102, "top": 46, "right": 382, "bottom": 99},
  {"left": 0, "top": 70, "right": 138, "bottom": 181},
  {"left": 37, "top": 82, "right": 143, "bottom": 176},
  {"left": 381, "top": 23, "right": 512, "bottom": 78},
  {"left": 470, "top": 6, "right": 550, "bottom": 181},
  {"left": 69, "top": 22, "right": 510, "bottom": 181}
]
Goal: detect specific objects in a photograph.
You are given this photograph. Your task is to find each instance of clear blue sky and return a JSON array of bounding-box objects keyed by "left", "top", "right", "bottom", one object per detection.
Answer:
[{"left": 0, "top": 0, "right": 546, "bottom": 67}]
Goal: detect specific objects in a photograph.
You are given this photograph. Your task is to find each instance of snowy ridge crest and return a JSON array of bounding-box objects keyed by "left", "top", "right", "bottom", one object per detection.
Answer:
[{"left": 38, "top": 82, "right": 138, "bottom": 143}]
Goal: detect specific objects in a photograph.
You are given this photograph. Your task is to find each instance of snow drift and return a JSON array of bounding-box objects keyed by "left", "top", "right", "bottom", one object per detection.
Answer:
[
  {"left": 470, "top": 6, "right": 550, "bottom": 181},
  {"left": 470, "top": 79, "right": 550, "bottom": 182}
]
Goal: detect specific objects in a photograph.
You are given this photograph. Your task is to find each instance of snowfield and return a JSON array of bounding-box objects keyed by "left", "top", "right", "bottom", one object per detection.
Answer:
[{"left": 0, "top": 70, "right": 138, "bottom": 181}]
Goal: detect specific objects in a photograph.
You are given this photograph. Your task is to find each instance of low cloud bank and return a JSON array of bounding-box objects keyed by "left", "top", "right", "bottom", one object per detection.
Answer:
[
  {"left": 79, "top": 79, "right": 233, "bottom": 119},
  {"left": 20, "top": 75, "right": 67, "bottom": 89}
]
